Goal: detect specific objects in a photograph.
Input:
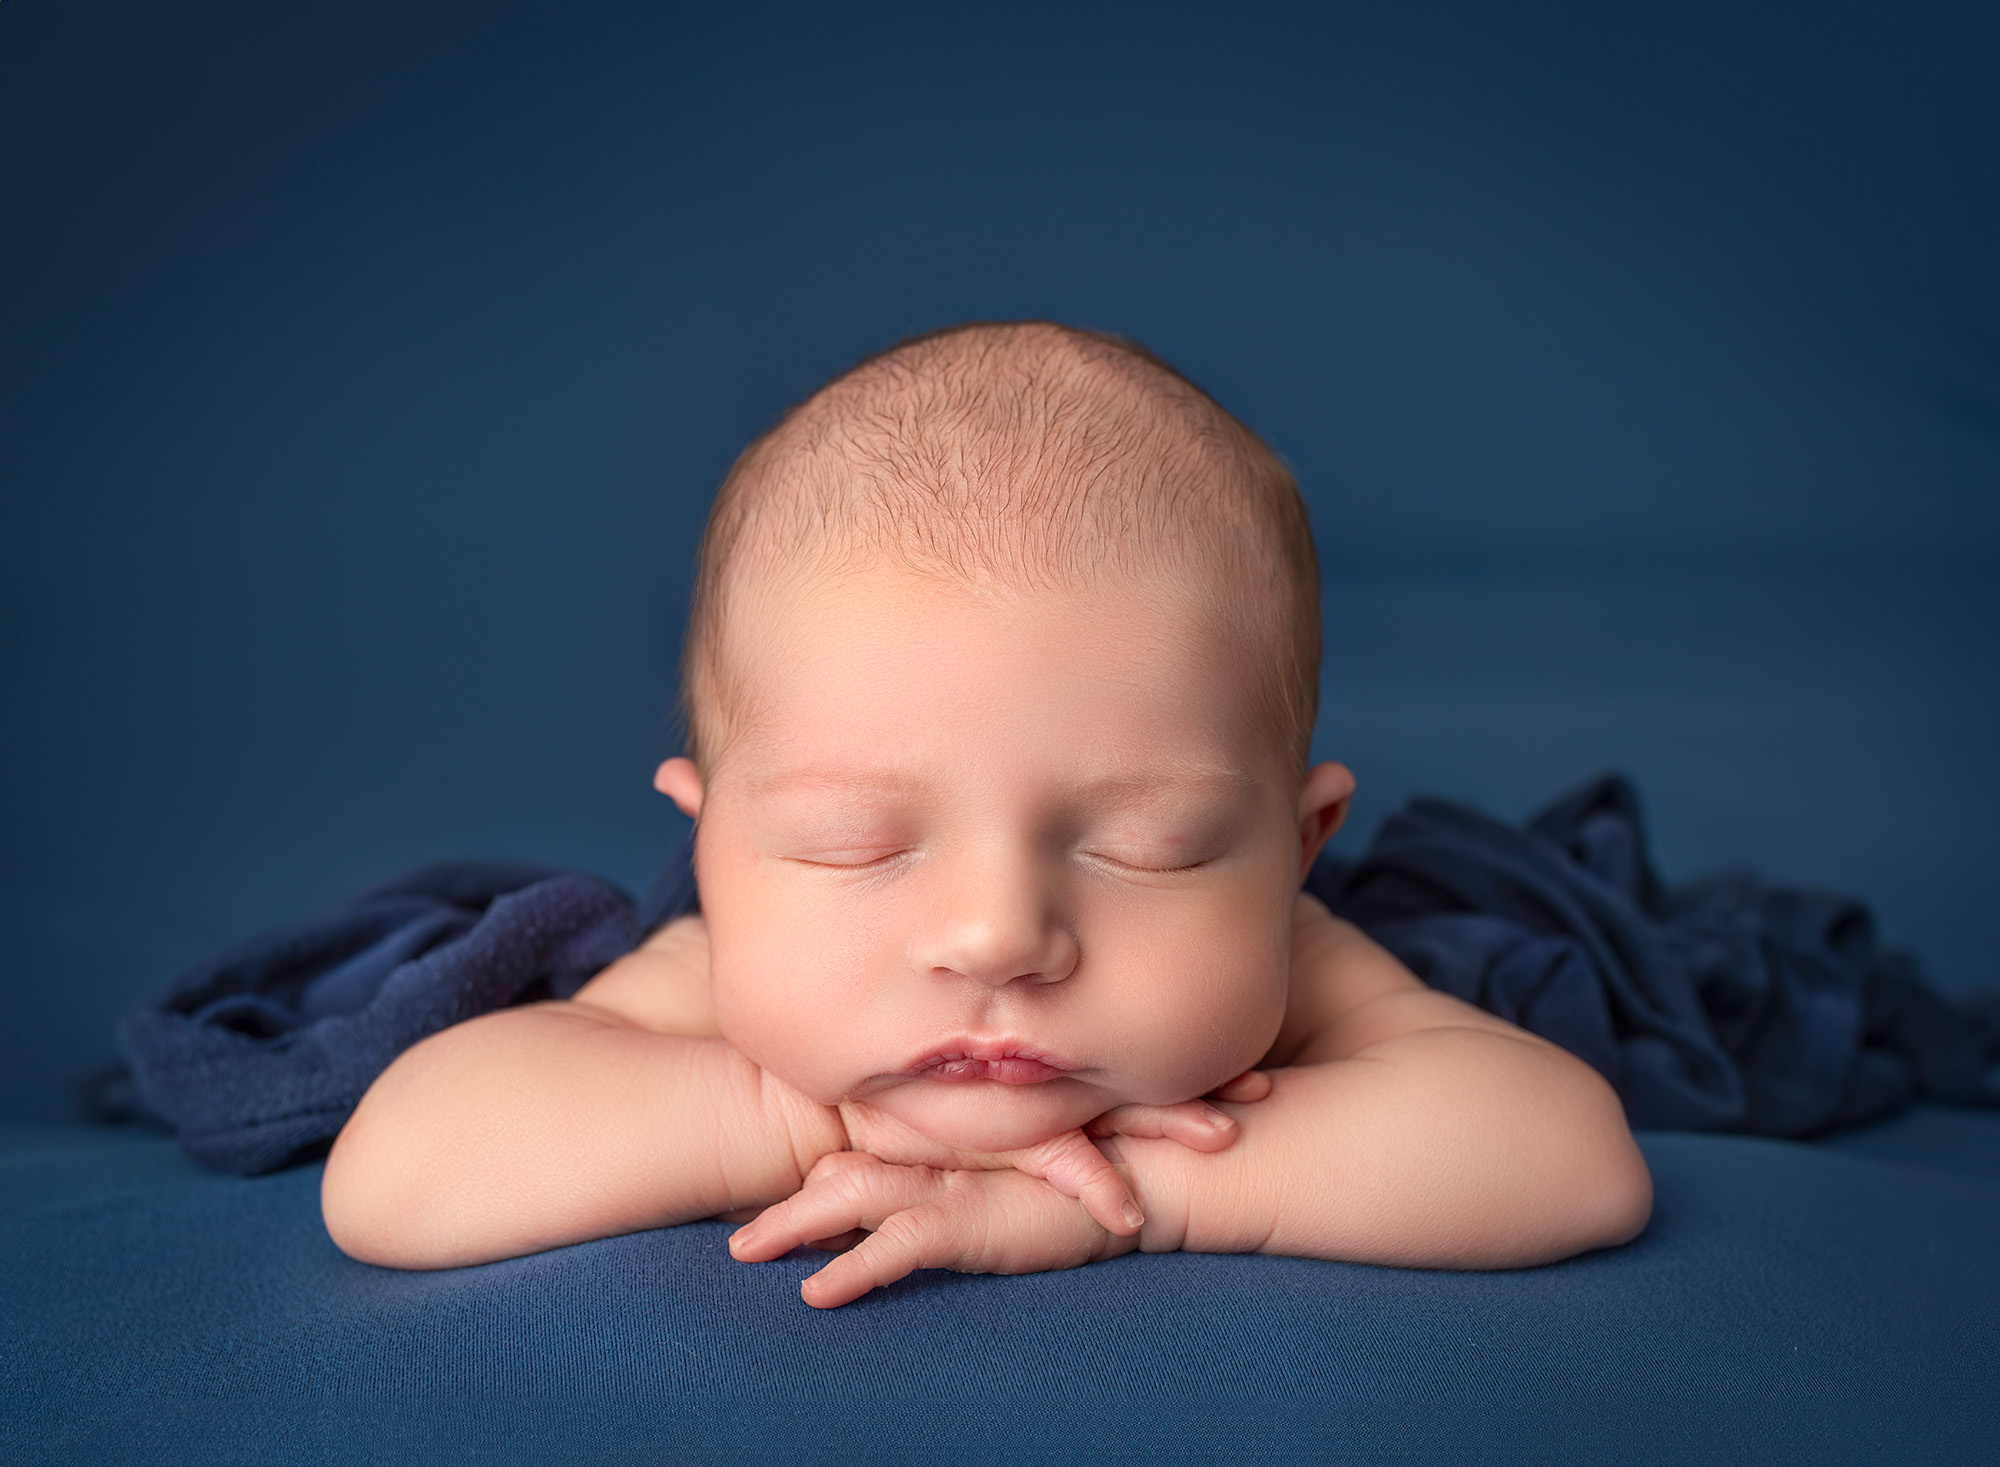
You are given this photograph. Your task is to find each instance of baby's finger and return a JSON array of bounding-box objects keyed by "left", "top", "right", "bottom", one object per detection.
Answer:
[
  {"left": 1008, "top": 1129, "right": 1142, "bottom": 1235},
  {"left": 1208, "top": 1069, "right": 1274, "bottom": 1104},
  {"left": 1083, "top": 1098, "right": 1239, "bottom": 1152},
  {"left": 798, "top": 1203, "right": 958, "bottom": 1309},
  {"left": 730, "top": 1176, "right": 909, "bottom": 1261},
  {"left": 729, "top": 1155, "right": 940, "bottom": 1262}
]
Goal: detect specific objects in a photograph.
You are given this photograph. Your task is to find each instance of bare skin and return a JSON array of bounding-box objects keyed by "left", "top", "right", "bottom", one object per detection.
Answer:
[
  {"left": 321, "top": 908, "right": 1264, "bottom": 1270},
  {"left": 322, "top": 568, "right": 1652, "bottom": 1305},
  {"left": 325, "top": 898, "right": 1649, "bottom": 1307}
]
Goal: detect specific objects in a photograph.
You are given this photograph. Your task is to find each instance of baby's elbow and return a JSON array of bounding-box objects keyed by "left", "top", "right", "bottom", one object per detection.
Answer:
[
  {"left": 321, "top": 1189, "right": 400, "bottom": 1270},
  {"left": 321, "top": 1127, "right": 402, "bottom": 1268},
  {"left": 1577, "top": 1128, "right": 1653, "bottom": 1252},
  {"left": 1559, "top": 1071, "right": 1653, "bottom": 1254},
  {"left": 319, "top": 1112, "right": 455, "bottom": 1270}
]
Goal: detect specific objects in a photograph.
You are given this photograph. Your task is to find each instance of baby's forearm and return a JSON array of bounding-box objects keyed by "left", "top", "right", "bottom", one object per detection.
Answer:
[
  {"left": 321, "top": 1004, "right": 844, "bottom": 1269},
  {"left": 1109, "top": 1027, "right": 1651, "bottom": 1268}
]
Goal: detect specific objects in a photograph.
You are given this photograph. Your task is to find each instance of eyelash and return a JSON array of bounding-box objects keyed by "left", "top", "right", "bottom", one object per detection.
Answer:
[
  {"left": 793, "top": 852, "right": 1209, "bottom": 879},
  {"left": 791, "top": 850, "right": 912, "bottom": 871},
  {"left": 1083, "top": 852, "right": 1213, "bottom": 876}
]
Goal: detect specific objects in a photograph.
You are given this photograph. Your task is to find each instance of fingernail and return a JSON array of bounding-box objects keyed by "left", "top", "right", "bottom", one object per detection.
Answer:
[
  {"left": 1121, "top": 1201, "right": 1145, "bottom": 1230},
  {"left": 1202, "top": 1106, "right": 1232, "bottom": 1128}
]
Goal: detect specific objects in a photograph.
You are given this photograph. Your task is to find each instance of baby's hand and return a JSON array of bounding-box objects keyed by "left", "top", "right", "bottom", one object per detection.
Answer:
[
  {"left": 729, "top": 1151, "right": 1132, "bottom": 1308},
  {"left": 837, "top": 1073, "right": 1273, "bottom": 1236},
  {"left": 1083, "top": 1069, "right": 1275, "bottom": 1137},
  {"left": 834, "top": 1105, "right": 1143, "bottom": 1234}
]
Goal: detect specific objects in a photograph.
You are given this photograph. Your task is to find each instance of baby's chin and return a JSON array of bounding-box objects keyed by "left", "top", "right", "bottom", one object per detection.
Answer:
[{"left": 863, "top": 1076, "right": 1108, "bottom": 1153}]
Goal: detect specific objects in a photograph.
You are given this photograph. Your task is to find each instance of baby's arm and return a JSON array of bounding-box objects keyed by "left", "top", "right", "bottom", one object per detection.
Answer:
[
  {"left": 322, "top": 916, "right": 1178, "bottom": 1266},
  {"left": 1104, "top": 896, "right": 1653, "bottom": 1268},
  {"left": 321, "top": 916, "right": 845, "bottom": 1268},
  {"left": 735, "top": 900, "right": 1646, "bottom": 1303},
  {"left": 736, "top": 976, "right": 1643, "bottom": 1307}
]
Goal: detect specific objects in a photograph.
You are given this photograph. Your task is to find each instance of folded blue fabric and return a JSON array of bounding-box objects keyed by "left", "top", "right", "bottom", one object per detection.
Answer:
[
  {"left": 115, "top": 775, "right": 1998, "bottom": 1174},
  {"left": 118, "top": 863, "right": 643, "bottom": 1174},
  {"left": 1311, "top": 776, "right": 2000, "bottom": 1134}
]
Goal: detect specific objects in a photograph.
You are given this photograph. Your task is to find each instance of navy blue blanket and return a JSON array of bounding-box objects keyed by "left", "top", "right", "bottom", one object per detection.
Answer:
[
  {"left": 113, "top": 776, "right": 1998, "bottom": 1174},
  {"left": 115, "top": 865, "right": 646, "bottom": 1174},
  {"left": 1308, "top": 778, "right": 1999, "bottom": 1135}
]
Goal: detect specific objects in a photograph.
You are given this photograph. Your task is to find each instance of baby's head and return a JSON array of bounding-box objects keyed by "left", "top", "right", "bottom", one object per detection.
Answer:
[{"left": 656, "top": 322, "right": 1353, "bottom": 1150}]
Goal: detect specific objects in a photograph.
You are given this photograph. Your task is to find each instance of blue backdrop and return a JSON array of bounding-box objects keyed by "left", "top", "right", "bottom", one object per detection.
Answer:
[{"left": 2, "top": 1, "right": 1995, "bottom": 1122}]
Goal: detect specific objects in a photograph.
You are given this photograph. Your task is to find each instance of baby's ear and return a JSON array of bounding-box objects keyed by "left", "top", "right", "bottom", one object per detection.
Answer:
[
  {"left": 654, "top": 757, "right": 705, "bottom": 819},
  {"left": 1296, "top": 762, "right": 1355, "bottom": 874}
]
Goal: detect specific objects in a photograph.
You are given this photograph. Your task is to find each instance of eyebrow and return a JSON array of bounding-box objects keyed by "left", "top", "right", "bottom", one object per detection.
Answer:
[
  {"left": 738, "top": 763, "right": 1258, "bottom": 805},
  {"left": 738, "top": 767, "right": 933, "bottom": 802}
]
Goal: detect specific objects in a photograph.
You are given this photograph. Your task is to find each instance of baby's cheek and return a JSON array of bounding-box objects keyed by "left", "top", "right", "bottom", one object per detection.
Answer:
[
  {"left": 708, "top": 965, "right": 845, "bottom": 1102},
  {"left": 1121, "top": 932, "right": 1288, "bottom": 1098}
]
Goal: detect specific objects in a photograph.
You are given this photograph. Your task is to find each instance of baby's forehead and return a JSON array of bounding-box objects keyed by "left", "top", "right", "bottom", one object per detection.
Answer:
[
  {"left": 731, "top": 537, "right": 1240, "bottom": 671},
  {"left": 686, "top": 322, "right": 1319, "bottom": 774},
  {"left": 714, "top": 558, "right": 1282, "bottom": 781}
]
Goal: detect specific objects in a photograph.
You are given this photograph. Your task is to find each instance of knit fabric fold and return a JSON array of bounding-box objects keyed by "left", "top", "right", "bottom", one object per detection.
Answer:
[
  {"left": 1312, "top": 776, "right": 1999, "bottom": 1134},
  {"left": 117, "top": 863, "right": 643, "bottom": 1174}
]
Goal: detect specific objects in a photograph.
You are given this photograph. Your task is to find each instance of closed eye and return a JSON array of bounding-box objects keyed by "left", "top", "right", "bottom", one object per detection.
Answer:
[
  {"left": 1081, "top": 850, "right": 1215, "bottom": 876},
  {"left": 786, "top": 849, "right": 913, "bottom": 871}
]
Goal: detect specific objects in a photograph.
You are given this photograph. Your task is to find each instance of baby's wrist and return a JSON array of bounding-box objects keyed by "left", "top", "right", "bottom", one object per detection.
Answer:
[
  {"left": 1091, "top": 1135, "right": 1193, "bottom": 1253},
  {"left": 757, "top": 1072, "right": 847, "bottom": 1188}
]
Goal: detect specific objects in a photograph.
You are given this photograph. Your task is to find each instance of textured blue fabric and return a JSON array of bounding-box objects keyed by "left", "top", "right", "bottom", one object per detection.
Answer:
[
  {"left": 116, "top": 863, "right": 639, "bottom": 1174},
  {"left": 1312, "top": 776, "right": 2000, "bottom": 1135},
  {"left": 2, "top": 1117, "right": 1995, "bottom": 1465}
]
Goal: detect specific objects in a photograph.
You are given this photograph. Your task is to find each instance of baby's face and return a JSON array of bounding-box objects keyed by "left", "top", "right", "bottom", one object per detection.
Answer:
[{"left": 669, "top": 563, "right": 1335, "bottom": 1153}]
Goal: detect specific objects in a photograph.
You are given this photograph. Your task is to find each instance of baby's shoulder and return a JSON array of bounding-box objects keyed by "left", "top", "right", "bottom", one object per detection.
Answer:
[
  {"left": 568, "top": 914, "right": 720, "bottom": 1037},
  {"left": 1267, "top": 898, "right": 1431, "bottom": 1065},
  {"left": 1272, "top": 896, "right": 1530, "bottom": 1067}
]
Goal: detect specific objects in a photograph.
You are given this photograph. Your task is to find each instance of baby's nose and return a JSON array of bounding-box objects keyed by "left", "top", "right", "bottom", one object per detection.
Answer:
[{"left": 907, "top": 859, "right": 1079, "bottom": 989}]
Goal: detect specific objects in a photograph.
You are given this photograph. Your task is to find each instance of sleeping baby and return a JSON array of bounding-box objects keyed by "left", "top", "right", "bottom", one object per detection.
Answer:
[{"left": 321, "top": 321, "right": 1652, "bottom": 1307}]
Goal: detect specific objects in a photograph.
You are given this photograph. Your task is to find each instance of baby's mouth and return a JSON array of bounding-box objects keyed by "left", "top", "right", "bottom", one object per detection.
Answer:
[{"left": 904, "top": 1045, "right": 1073, "bottom": 1085}]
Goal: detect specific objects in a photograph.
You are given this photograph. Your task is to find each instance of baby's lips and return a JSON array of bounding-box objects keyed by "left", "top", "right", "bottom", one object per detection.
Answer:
[
  {"left": 901, "top": 1040, "right": 1078, "bottom": 1086},
  {"left": 917, "top": 1055, "right": 1069, "bottom": 1085}
]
